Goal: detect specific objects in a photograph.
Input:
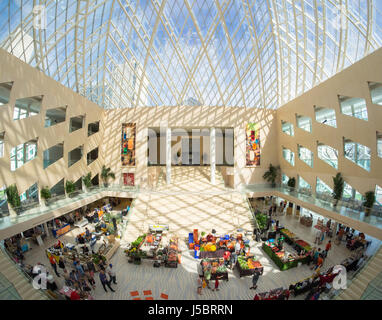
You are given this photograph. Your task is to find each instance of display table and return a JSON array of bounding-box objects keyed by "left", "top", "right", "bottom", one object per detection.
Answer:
[
  {"left": 201, "top": 259, "right": 228, "bottom": 281},
  {"left": 236, "top": 255, "right": 263, "bottom": 278},
  {"left": 262, "top": 243, "right": 309, "bottom": 271},
  {"left": 279, "top": 229, "right": 296, "bottom": 245},
  {"left": 52, "top": 223, "right": 71, "bottom": 238},
  {"left": 254, "top": 288, "right": 290, "bottom": 300},
  {"left": 199, "top": 249, "right": 225, "bottom": 259}
]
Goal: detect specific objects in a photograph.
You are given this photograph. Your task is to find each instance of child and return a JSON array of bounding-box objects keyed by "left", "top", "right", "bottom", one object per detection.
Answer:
[
  {"left": 197, "top": 276, "right": 203, "bottom": 295},
  {"left": 213, "top": 275, "right": 222, "bottom": 291}
]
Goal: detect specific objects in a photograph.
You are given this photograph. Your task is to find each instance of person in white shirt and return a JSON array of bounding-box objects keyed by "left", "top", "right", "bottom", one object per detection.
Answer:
[{"left": 106, "top": 264, "right": 117, "bottom": 284}]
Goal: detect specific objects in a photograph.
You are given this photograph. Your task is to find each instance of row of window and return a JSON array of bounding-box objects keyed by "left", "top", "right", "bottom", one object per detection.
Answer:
[
  {"left": 282, "top": 82, "right": 382, "bottom": 137},
  {"left": 282, "top": 173, "right": 382, "bottom": 207},
  {"left": 282, "top": 138, "right": 372, "bottom": 172}
]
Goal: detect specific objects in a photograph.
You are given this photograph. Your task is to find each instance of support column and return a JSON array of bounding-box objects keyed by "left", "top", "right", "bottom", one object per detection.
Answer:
[
  {"left": 210, "top": 127, "right": 216, "bottom": 185},
  {"left": 166, "top": 127, "right": 171, "bottom": 184},
  {"left": 44, "top": 222, "right": 50, "bottom": 238}
]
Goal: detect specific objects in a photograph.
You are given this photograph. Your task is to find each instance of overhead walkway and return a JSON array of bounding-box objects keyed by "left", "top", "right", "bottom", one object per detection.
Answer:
[{"left": 243, "top": 184, "right": 382, "bottom": 241}]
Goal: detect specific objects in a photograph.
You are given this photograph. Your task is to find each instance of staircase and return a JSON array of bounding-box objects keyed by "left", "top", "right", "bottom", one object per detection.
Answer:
[
  {"left": 0, "top": 247, "right": 49, "bottom": 300},
  {"left": 336, "top": 247, "right": 382, "bottom": 300}
]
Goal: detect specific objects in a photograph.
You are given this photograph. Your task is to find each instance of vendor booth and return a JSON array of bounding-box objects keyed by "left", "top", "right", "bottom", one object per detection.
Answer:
[
  {"left": 201, "top": 258, "right": 229, "bottom": 281},
  {"left": 236, "top": 255, "right": 263, "bottom": 278}
]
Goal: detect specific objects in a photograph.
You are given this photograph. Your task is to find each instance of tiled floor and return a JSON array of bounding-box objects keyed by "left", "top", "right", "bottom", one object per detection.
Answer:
[{"left": 21, "top": 168, "right": 381, "bottom": 300}]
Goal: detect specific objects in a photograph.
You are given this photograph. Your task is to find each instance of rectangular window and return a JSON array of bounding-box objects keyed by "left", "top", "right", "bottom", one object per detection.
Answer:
[
  {"left": 296, "top": 115, "right": 312, "bottom": 132},
  {"left": 377, "top": 132, "right": 382, "bottom": 158},
  {"left": 298, "top": 145, "right": 313, "bottom": 167},
  {"left": 282, "top": 147, "right": 295, "bottom": 166},
  {"left": 45, "top": 107, "right": 66, "bottom": 127},
  {"left": 88, "top": 121, "right": 100, "bottom": 137},
  {"left": 0, "top": 82, "right": 12, "bottom": 105},
  {"left": 10, "top": 139, "right": 37, "bottom": 171},
  {"left": 281, "top": 121, "right": 294, "bottom": 136},
  {"left": 0, "top": 132, "right": 4, "bottom": 158},
  {"left": 315, "top": 106, "right": 337, "bottom": 128},
  {"left": 344, "top": 139, "right": 371, "bottom": 171},
  {"left": 369, "top": 82, "right": 382, "bottom": 106},
  {"left": 13, "top": 96, "right": 42, "bottom": 120},
  {"left": 69, "top": 115, "right": 85, "bottom": 133},
  {"left": 87, "top": 147, "right": 99, "bottom": 165},
  {"left": 317, "top": 144, "right": 338, "bottom": 169},
  {"left": 339, "top": 96, "right": 368, "bottom": 121}
]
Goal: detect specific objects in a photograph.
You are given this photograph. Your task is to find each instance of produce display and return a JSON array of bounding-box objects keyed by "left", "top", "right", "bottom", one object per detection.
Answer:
[
  {"left": 295, "top": 239, "right": 312, "bottom": 252},
  {"left": 201, "top": 258, "right": 228, "bottom": 281},
  {"left": 255, "top": 213, "right": 268, "bottom": 230},
  {"left": 236, "top": 255, "right": 263, "bottom": 277},
  {"left": 280, "top": 229, "right": 295, "bottom": 239}
]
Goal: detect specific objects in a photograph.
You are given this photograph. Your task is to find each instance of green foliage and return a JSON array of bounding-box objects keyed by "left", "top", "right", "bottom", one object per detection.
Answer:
[
  {"left": 131, "top": 234, "right": 146, "bottom": 248},
  {"left": 5, "top": 184, "right": 21, "bottom": 208},
  {"left": 287, "top": 177, "right": 296, "bottom": 188},
  {"left": 40, "top": 186, "right": 51, "bottom": 200},
  {"left": 82, "top": 172, "right": 92, "bottom": 189},
  {"left": 332, "top": 172, "right": 344, "bottom": 201},
  {"left": 256, "top": 213, "right": 268, "bottom": 230},
  {"left": 65, "top": 180, "right": 76, "bottom": 195},
  {"left": 201, "top": 231, "right": 206, "bottom": 237},
  {"left": 101, "top": 165, "right": 115, "bottom": 185},
  {"left": 262, "top": 164, "right": 280, "bottom": 186},
  {"left": 363, "top": 191, "right": 376, "bottom": 209}
]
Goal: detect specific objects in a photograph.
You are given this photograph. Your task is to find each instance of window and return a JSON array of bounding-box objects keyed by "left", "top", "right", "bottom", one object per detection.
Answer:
[
  {"left": 68, "top": 145, "right": 83, "bottom": 167},
  {"left": 344, "top": 138, "right": 371, "bottom": 171},
  {"left": 69, "top": 115, "right": 85, "bottom": 133},
  {"left": 10, "top": 139, "right": 37, "bottom": 171},
  {"left": 298, "top": 145, "right": 313, "bottom": 167},
  {"left": 0, "top": 132, "right": 4, "bottom": 158},
  {"left": 282, "top": 174, "right": 289, "bottom": 186},
  {"left": 316, "top": 177, "right": 333, "bottom": 195},
  {"left": 87, "top": 147, "right": 99, "bottom": 165},
  {"left": 317, "top": 144, "right": 338, "bottom": 169},
  {"left": 339, "top": 96, "right": 368, "bottom": 121},
  {"left": 369, "top": 82, "right": 382, "bottom": 106},
  {"left": 43, "top": 143, "right": 64, "bottom": 169},
  {"left": 314, "top": 106, "right": 337, "bottom": 128},
  {"left": 88, "top": 121, "right": 100, "bottom": 136},
  {"left": 377, "top": 132, "right": 382, "bottom": 158},
  {"left": 343, "top": 182, "right": 363, "bottom": 202},
  {"left": 13, "top": 96, "right": 42, "bottom": 120},
  {"left": 282, "top": 147, "right": 295, "bottom": 166},
  {"left": 281, "top": 121, "right": 294, "bottom": 136},
  {"left": 298, "top": 176, "right": 312, "bottom": 191},
  {"left": 376, "top": 185, "right": 382, "bottom": 207},
  {"left": 296, "top": 115, "right": 312, "bottom": 132},
  {"left": 0, "top": 82, "right": 13, "bottom": 105},
  {"left": 45, "top": 107, "right": 66, "bottom": 127},
  {"left": 20, "top": 183, "right": 39, "bottom": 204}
]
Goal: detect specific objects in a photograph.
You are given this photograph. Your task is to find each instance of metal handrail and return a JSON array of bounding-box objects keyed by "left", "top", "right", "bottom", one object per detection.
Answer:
[{"left": 0, "top": 243, "right": 51, "bottom": 300}]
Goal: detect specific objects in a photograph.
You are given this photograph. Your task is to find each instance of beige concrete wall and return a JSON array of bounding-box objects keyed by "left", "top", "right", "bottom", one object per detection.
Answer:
[
  {"left": 0, "top": 49, "right": 105, "bottom": 198},
  {"left": 102, "top": 107, "right": 279, "bottom": 189},
  {"left": 277, "top": 48, "right": 382, "bottom": 195}
]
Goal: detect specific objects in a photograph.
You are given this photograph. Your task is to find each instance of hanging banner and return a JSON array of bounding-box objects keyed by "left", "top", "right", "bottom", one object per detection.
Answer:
[
  {"left": 121, "top": 123, "right": 136, "bottom": 166},
  {"left": 246, "top": 123, "right": 260, "bottom": 166}
]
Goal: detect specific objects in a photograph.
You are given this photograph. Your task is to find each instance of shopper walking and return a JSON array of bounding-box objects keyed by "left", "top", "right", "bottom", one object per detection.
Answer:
[
  {"left": 314, "top": 228, "right": 321, "bottom": 245},
  {"left": 49, "top": 255, "right": 60, "bottom": 277},
  {"left": 323, "top": 241, "right": 332, "bottom": 258},
  {"left": 106, "top": 264, "right": 117, "bottom": 284},
  {"left": 213, "top": 275, "right": 222, "bottom": 292},
  {"left": 250, "top": 268, "right": 261, "bottom": 290},
  {"left": 58, "top": 256, "right": 66, "bottom": 271},
  {"left": 197, "top": 275, "right": 203, "bottom": 295},
  {"left": 99, "top": 270, "right": 115, "bottom": 292}
]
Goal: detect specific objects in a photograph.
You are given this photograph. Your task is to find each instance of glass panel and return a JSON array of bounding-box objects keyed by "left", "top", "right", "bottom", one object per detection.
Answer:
[
  {"left": 282, "top": 147, "right": 295, "bottom": 166},
  {"left": 281, "top": 121, "right": 294, "bottom": 136},
  {"left": 316, "top": 177, "right": 333, "bottom": 195},
  {"left": 298, "top": 176, "right": 311, "bottom": 190},
  {"left": 315, "top": 107, "right": 337, "bottom": 127},
  {"left": 377, "top": 132, "right": 382, "bottom": 158},
  {"left": 339, "top": 96, "right": 368, "bottom": 121},
  {"left": 282, "top": 174, "right": 289, "bottom": 185},
  {"left": 344, "top": 139, "right": 371, "bottom": 171},
  {"left": 318, "top": 144, "right": 338, "bottom": 169},
  {"left": 298, "top": 145, "right": 313, "bottom": 167},
  {"left": 296, "top": 116, "right": 312, "bottom": 132},
  {"left": 369, "top": 82, "right": 382, "bottom": 106}
]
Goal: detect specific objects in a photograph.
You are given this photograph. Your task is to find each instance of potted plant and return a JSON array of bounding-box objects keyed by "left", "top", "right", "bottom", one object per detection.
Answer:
[
  {"left": 287, "top": 177, "right": 296, "bottom": 191},
  {"left": 262, "top": 164, "right": 280, "bottom": 187},
  {"left": 5, "top": 184, "right": 21, "bottom": 215},
  {"left": 101, "top": 165, "right": 115, "bottom": 187},
  {"left": 82, "top": 172, "right": 92, "bottom": 191},
  {"left": 40, "top": 186, "right": 51, "bottom": 205},
  {"left": 65, "top": 180, "right": 76, "bottom": 197},
  {"left": 363, "top": 191, "right": 376, "bottom": 217},
  {"left": 332, "top": 172, "right": 344, "bottom": 207}
]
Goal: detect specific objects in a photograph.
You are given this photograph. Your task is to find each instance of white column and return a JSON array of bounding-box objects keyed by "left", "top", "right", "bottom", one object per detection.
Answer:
[
  {"left": 166, "top": 127, "right": 171, "bottom": 184},
  {"left": 44, "top": 222, "right": 50, "bottom": 237},
  {"left": 210, "top": 127, "right": 216, "bottom": 185}
]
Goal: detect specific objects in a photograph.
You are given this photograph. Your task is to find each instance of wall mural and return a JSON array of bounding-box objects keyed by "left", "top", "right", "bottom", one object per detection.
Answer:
[
  {"left": 246, "top": 123, "right": 260, "bottom": 166},
  {"left": 121, "top": 123, "right": 136, "bottom": 166}
]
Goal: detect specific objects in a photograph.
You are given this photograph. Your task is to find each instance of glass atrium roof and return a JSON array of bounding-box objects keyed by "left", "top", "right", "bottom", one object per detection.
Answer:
[{"left": 1, "top": 0, "right": 382, "bottom": 109}]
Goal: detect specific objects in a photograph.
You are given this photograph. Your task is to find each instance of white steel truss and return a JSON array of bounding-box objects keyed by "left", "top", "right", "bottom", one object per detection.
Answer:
[{"left": 1, "top": 0, "right": 382, "bottom": 109}]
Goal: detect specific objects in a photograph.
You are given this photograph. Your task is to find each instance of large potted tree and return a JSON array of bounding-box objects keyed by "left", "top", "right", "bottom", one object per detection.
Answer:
[
  {"left": 65, "top": 180, "right": 76, "bottom": 197},
  {"left": 363, "top": 191, "right": 376, "bottom": 217},
  {"left": 262, "top": 164, "right": 280, "bottom": 187},
  {"left": 101, "top": 165, "right": 115, "bottom": 187},
  {"left": 5, "top": 184, "right": 21, "bottom": 215},
  {"left": 287, "top": 177, "right": 296, "bottom": 191},
  {"left": 332, "top": 172, "right": 344, "bottom": 207},
  {"left": 40, "top": 186, "right": 52, "bottom": 205},
  {"left": 82, "top": 172, "right": 92, "bottom": 191}
]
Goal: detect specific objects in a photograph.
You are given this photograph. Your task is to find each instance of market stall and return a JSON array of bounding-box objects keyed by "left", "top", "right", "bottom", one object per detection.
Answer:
[
  {"left": 164, "top": 237, "right": 180, "bottom": 268},
  {"left": 201, "top": 258, "right": 229, "bottom": 281},
  {"left": 51, "top": 223, "right": 71, "bottom": 238},
  {"left": 254, "top": 288, "right": 290, "bottom": 300},
  {"left": 236, "top": 255, "right": 263, "bottom": 278},
  {"left": 262, "top": 241, "right": 309, "bottom": 271}
]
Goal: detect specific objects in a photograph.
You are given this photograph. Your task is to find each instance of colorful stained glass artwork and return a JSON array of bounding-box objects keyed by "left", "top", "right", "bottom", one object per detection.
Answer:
[
  {"left": 122, "top": 123, "right": 136, "bottom": 166},
  {"left": 246, "top": 123, "right": 260, "bottom": 166}
]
